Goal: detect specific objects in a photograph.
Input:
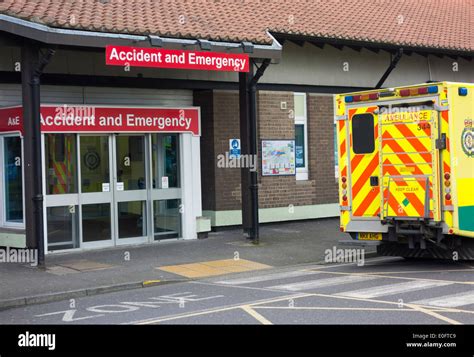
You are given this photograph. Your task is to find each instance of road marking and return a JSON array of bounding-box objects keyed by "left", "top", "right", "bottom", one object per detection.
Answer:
[
  {"left": 241, "top": 305, "right": 272, "bottom": 325},
  {"left": 268, "top": 275, "right": 379, "bottom": 291},
  {"left": 191, "top": 281, "right": 474, "bottom": 315},
  {"left": 411, "top": 291, "right": 474, "bottom": 308},
  {"left": 134, "top": 293, "right": 313, "bottom": 325},
  {"left": 302, "top": 257, "right": 401, "bottom": 270},
  {"left": 310, "top": 270, "right": 474, "bottom": 285},
  {"left": 215, "top": 270, "right": 318, "bottom": 285},
  {"left": 361, "top": 268, "right": 474, "bottom": 275},
  {"left": 405, "top": 303, "right": 462, "bottom": 325},
  {"left": 336, "top": 280, "right": 453, "bottom": 298},
  {"left": 254, "top": 306, "right": 415, "bottom": 311}
]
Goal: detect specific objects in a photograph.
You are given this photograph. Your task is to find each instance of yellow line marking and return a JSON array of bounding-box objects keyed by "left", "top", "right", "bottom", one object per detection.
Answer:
[
  {"left": 143, "top": 280, "right": 161, "bottom": 286},
  {"left": 133, "top": 287, "right": 470, "bottom": 325},
  {"left": 405, "top": 303, "right": 462, "bottom": 325},
  {"left": 241, "top": 305, "right": 272, "bottom": 325},
  {"left": 304, "top": 270, "right": 474, "bottom": 285},
  {"left": 135, "top": 293, "right": 312, "bottom": 324}
]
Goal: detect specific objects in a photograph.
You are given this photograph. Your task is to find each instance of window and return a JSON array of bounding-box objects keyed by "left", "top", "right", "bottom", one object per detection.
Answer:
[
  {"left": 294, "top": 93, "right": 308, "bottom": 180},
  {"left": 47, "top": 205, "right": 79, "bottom": 251},
  {"left": 352, "top": 113, "right": 375, "bottom": 154},
  {"left": 45, "top": 134, "right": 77, "bottom": 194},
  {"left": 153, "top": 199, "right": 182, "bottom": 240},
  {"left": 152, "top": 134, "right": 180, "bottom": 189},
  {"left": 3, "top": 136, "right": 23, "bottom": 224}
]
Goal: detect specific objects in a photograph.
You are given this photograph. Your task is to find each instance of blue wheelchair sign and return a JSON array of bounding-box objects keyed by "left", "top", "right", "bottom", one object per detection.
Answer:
[{"left": 229, "top": 139, "right": 241, "bottom": 159}]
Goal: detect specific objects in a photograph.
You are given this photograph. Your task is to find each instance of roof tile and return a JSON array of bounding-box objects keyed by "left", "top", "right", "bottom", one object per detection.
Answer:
[{"left": 0, "top": 0, "right": 472, "bottom": 52}]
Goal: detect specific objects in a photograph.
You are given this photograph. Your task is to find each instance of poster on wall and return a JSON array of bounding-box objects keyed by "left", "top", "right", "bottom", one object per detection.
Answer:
[{"left": 261, "top": 140, "right": 296, "bottom": 176}]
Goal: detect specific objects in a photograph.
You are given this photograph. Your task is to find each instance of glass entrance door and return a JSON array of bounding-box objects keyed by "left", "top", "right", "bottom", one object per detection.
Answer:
[
  {"left": 114, "top": 134, "right": 148, "bottom": 244},
  {"left": 79, "top": 135, "right": 113, "bottom": 248},
  {"left": 79, "top": 134, "right": 148, "bottom": 247}
]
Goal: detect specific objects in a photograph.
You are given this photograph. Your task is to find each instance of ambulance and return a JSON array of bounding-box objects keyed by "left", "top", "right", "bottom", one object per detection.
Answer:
[{"left": 335, "top": 82, "right": 474, "bottom": 259}]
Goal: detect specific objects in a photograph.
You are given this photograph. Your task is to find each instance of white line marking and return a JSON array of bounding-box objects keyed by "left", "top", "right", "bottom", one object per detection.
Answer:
[
  {"left": 336, "top": 280, "right": 453, "bottom": 298},
  {"left": 412, "top": 291, "right": 474, "bottom": 308},
  {"left": 268, "top": 275, "right": 378, "bottom": 291},
  {"left": 215, "top": 270, "right": 318, "bottom": 285}
]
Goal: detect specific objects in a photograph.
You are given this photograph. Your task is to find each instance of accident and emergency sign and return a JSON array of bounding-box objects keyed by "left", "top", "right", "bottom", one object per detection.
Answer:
[
  {"left": 106, "top": 45, "right": 249, "bottom": 72},
  {"left": 0, "top": 105, "right": 201, "bottom": 135}
]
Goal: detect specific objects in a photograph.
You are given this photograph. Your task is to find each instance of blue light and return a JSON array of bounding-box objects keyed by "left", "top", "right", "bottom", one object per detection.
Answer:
[
  {"left": 427, "top": 86, "right": 438, "bottom": 94},
  {"left": 345, "top": 96, "right": 353, "bottom": 103},
  {"left": 458, "top": 87, "right": 468, "bottom": 96}
]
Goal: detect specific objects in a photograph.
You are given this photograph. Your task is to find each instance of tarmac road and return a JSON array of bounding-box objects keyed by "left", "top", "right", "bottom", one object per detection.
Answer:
[{"left": 1, "top": 256, "right": 473, "bottom": 325}]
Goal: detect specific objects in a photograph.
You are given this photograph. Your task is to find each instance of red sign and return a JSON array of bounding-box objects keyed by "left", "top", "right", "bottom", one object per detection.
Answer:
[
  {"left": 106, "top": 45, "right": 249, "bottom": 72},
  {"left": 0, "top": 106, "right": 22, "bottom": 134},
  {"left": 0, "top": 105, "right": 200, "bottom": 136}
]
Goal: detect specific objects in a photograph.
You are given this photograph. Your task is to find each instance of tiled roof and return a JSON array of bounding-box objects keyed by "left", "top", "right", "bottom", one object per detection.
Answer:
[{"left": 1, "top": 0, "right": 473, "bottom": 52}]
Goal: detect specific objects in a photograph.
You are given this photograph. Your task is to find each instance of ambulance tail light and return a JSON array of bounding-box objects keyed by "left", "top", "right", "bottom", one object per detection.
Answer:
[{"left": 444, "top": 172, "right": 451, "bottom": 200}]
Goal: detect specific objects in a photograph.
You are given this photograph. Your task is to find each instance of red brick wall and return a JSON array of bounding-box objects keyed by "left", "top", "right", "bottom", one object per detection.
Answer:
[
  {"left": 307, "top": 94, "right": 339, "bottom": 204},
  {"left": 195, "top": 89, "right": 338, "bottom": 214},
  {"left": 211, "top": 90, "right": 242, "bottom": 211},
  {"left": 257, "top": 91, "right": 317, "bottom": 209}
]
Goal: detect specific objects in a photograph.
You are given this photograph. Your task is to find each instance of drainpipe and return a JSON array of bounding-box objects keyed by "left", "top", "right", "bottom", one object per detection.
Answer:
[
  {"left": 247, "top": 59, "right": 271, "bottom": 244},
  {"left": 375, "top": 48, "right": 403, "bottom": 89},
  {"left": 21, "top": 43, "right": 55, "bottom": 267}
]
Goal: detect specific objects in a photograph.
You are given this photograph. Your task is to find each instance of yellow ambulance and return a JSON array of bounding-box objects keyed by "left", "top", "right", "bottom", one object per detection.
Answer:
[{"left": 335, "top": 82, "right": 474, "bottom": 259}]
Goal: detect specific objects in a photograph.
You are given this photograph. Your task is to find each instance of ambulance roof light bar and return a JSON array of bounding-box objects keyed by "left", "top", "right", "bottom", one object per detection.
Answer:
[
  {"left": 399, "top": 85, "right": 438, "bottom": 97},
  {"left": 345, "top": 92, "right": 379, "bottom": 103}
]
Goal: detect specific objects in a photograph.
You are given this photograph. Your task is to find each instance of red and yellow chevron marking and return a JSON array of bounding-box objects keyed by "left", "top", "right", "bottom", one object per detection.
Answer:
[
  {"left": 51, "top": 135, "right": 74, "bottom": 195},
  {"left": 349, "top": 106, "right": 380, "bottom": 217},
  {"left": 440, "top": 106, "right": 453, "bottom": 229},
  {"left": 335, "top": 96, "right": 350, "bottom": 229},
  {"left": 380, "top": 112, "right": 438, "bottom": 219}
]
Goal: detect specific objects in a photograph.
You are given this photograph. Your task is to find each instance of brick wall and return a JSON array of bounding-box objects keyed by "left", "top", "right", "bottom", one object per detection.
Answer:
[
  {"left": 257, "top": 91, "right": 317, "bottom": 209},
  {"left": 212, "top": 90, "right": 242, "bottom": 211},
  {"left": 195, "top": 89, "right": 338, "bottom": 215},
  {"left": 307, "top": 94, "right": 338, "bottom": 204}
]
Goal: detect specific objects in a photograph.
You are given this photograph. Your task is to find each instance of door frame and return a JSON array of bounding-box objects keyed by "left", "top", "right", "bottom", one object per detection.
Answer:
[{"left": 78, "top": 134, "right": 115, "bottom": 249}]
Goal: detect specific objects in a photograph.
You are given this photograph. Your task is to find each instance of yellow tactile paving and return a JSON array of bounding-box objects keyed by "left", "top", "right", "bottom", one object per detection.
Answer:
[{"left": 157, "top": 259, "right": 271, "bottom": 278}]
